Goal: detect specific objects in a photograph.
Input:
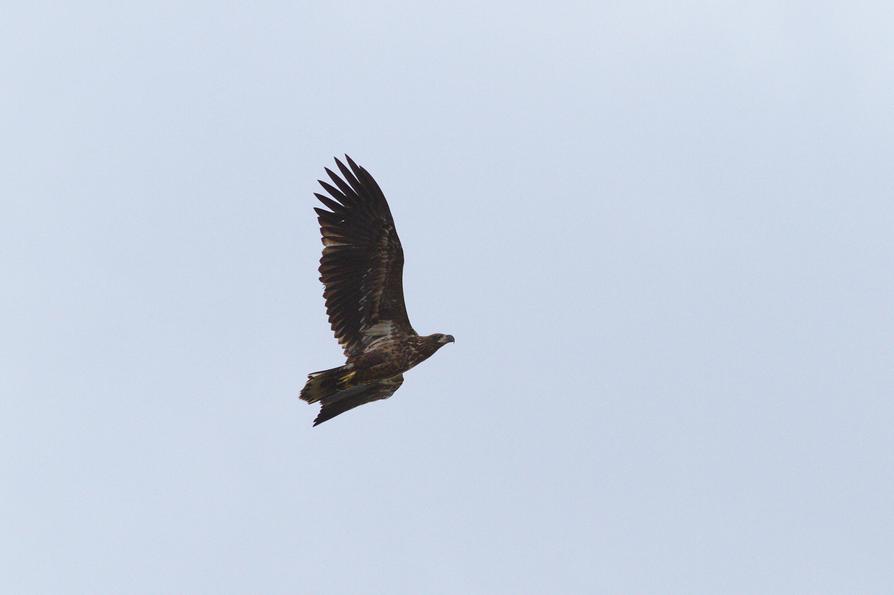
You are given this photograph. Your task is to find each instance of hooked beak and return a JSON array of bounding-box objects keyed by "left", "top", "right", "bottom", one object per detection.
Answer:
[{"left": 442, "top": 334, "right": 455, "bottom": 344}]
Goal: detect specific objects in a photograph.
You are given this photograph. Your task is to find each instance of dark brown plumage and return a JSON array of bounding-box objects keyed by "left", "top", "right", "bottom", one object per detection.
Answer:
[{"left": 300, "top": 156, "right": 454, "bottom": 426}]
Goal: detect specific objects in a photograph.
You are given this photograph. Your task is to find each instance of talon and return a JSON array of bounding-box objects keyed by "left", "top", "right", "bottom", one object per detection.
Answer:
[{"left": 337, "top": 371, "right": 357, "bottom": 388}]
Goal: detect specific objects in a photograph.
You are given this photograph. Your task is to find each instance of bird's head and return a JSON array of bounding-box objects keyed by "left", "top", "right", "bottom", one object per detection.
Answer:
[{"left": 430, "top": 333, "right": 455, "bottom": 347}]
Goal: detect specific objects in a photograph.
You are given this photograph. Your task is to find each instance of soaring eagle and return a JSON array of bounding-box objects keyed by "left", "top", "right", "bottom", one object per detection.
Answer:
[{"left": 300, "top": 156, "right": 454, "bottom": 426}]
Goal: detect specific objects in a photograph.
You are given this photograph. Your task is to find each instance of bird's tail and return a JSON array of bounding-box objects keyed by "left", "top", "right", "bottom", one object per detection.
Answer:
[{"left": 299, "top": 365, "right": 355, "bottom": 404}]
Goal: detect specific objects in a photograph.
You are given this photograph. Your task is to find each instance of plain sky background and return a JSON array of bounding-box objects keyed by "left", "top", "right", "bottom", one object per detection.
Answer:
[{"left": 2, "top": 1, "right": 893, "bottom": 593}]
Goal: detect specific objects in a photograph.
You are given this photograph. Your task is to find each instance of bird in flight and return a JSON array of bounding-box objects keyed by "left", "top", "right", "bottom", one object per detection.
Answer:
[{"left": 300, "top": 156, "right": 454, "bottom": 426}]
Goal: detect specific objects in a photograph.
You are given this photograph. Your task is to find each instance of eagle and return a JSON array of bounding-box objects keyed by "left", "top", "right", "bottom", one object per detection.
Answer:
[{"left": 300, "top": 156, "right": 454, "bottom": 426}]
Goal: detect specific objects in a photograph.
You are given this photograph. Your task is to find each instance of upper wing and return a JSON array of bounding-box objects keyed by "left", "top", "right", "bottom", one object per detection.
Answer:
[
  {"left": 314, "top": 156, "right": 414, "bottom": 357},
  {"left": 313, "top": 375, "right": 404, "bottom": 426}
]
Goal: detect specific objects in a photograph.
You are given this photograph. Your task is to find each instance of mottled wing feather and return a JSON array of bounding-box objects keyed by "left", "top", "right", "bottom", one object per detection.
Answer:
[
  {"left": 313, "top": 375, "right": 404, "bottom": 426},
  {"left": 316, "top": 156, "right": 414, "bottom": 357}
]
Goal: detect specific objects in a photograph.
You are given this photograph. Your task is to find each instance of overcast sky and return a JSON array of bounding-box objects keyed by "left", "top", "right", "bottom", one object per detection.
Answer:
[{"left": 2, "top": 1, "right": 893, "bottom": 593}]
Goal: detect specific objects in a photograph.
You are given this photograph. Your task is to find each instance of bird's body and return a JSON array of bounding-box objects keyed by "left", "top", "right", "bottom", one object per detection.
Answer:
[{"left": 300, "top": 156, "right": 453, "bottom": 426}]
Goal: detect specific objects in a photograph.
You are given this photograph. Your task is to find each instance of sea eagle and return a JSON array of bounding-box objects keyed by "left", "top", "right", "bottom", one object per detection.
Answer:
[{"left": 300, "top": 156, "right": 454, "bottom": 425}]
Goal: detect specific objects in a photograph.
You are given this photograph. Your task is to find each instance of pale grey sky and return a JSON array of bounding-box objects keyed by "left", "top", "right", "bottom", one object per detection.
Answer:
[{"left": 2, "top": 1, "right": 893, "bottom": 593}]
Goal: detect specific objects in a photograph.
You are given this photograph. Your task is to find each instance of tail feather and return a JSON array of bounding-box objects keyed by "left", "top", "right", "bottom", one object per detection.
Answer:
[
  {"left": 299, "top": 368, "right": 405, "bottom": 426},
  {"left": 299, "top": 366, "right": 347, "bottom": 404}
]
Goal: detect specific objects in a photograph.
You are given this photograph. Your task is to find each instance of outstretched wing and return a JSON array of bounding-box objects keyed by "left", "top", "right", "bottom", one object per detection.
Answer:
[
  {"left": 314, "top": 156, "right": 414, "bottom": 357},
  {"left": 313, "top": 375, "right": 404, "bottom": 426}
]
